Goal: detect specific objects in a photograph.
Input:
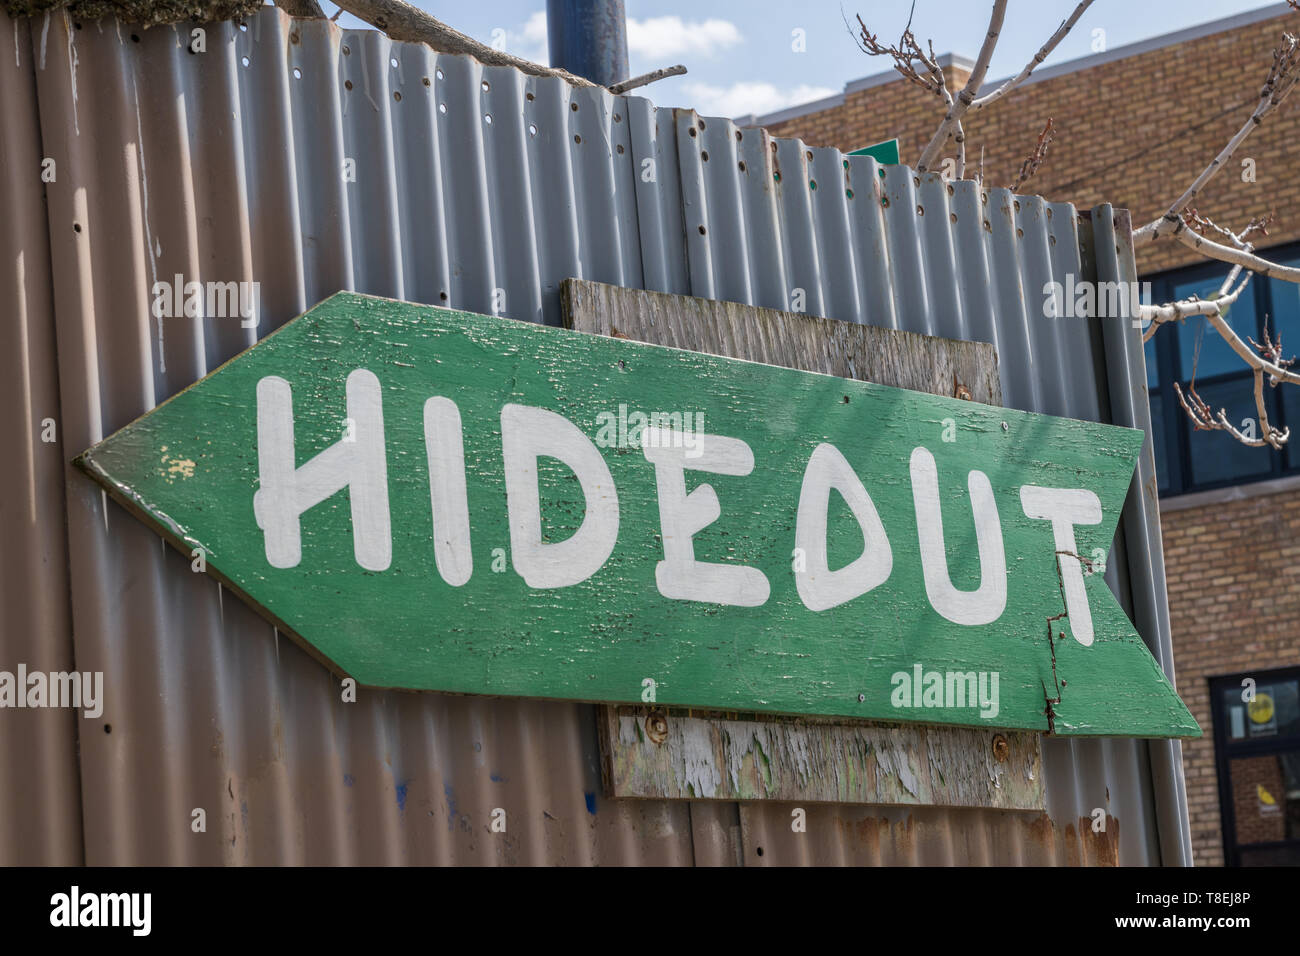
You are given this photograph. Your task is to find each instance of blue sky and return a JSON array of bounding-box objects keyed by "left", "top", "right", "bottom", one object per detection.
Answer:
[{"left": 331, "top": 1, "right": 1289, "bottom": 118}]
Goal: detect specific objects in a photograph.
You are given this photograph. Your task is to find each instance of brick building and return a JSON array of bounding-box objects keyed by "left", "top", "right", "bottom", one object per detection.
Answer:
[{"left": 743, "top": 3, "right": 1300, "bottom": 866}]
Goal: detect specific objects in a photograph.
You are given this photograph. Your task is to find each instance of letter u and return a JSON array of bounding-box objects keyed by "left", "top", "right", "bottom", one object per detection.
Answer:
[{"left": 909, "top": 446, "right": 1006, "bottom": 625}]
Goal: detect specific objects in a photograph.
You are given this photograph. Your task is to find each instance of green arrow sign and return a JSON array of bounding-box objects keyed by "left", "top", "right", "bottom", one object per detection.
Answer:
[
  {"left": 848, "top": 138, "right": 901, "bottom": 165},
  {"left": 76, "top": 293, "right": 1199, "bottom": 737}
]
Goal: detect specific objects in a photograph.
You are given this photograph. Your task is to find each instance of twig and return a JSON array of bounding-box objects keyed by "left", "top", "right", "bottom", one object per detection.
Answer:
[
  {"left": 954, "top": 120, "right": 966, "bottom": 179},
  {"left": 1183, "top": 208, "right": 1274, "bottom": 247},
  {"left": 608, "top": 65, "right": 687, "bottom": 94},
  {"left": 1174, "top": 372, "right": 1289, "bottom": 449},
  {"left": 1007, "top": 117, "right": 1055, "bottom": 191},
  {"left": 852, "top": 11, "right": 949, "bottom": 99},
  {"left": 1248, "top": 325, "right": 1296, "bottom": 375},
  {"left": 853, "top": 9, "right": 969, "bottom": 174}
]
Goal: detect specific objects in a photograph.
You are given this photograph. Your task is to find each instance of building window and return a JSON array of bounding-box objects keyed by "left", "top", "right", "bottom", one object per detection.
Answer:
[
  {"left": 1144, "top": 241, "right": 1300, "bottom": 496},
  {"left": 1209, "top": 667, "right": 1300, "bottom": 866}
]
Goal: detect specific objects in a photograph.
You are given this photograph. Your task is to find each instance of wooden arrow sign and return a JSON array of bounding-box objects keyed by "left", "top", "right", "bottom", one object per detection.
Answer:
[{"left": 76, "top": 292, "right": 1199, "bottom": 738}]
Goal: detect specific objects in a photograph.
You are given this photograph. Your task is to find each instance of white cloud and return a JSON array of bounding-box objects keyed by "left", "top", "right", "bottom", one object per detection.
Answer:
[
  {"left": 496, "top": 10, "right": 549, "bottom": 66},
  {"left": 627, "top": 17, "right": 742, "bottom": 60},
  {"left": 680, "top": 81, "right": 838, "bottom": 119}
]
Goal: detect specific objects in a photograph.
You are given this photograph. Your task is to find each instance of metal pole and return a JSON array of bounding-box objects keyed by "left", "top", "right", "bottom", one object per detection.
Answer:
[{"left": 546, "top": 0, "right": 629, "bottom": 88}]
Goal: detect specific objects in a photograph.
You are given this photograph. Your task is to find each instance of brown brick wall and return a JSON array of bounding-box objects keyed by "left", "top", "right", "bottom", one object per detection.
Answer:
[
  {"left": 1161, "top": 484, "right": 1300, "bottom": 866},
  {"left": 765, "top": 10, "right": 1300, "bottom": 275}
]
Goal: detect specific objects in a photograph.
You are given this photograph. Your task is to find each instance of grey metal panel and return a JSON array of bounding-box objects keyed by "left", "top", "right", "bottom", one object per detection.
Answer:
[
  {"left": 847, "top": 157, "right": 900, "bottom": 331},
  {"left": 0, "top": 12, "right": 85, "bottom": 866},
  {"left": 626, "top": 96, "right": 689, "bottom": 296},
  {"left": 1096, "top": 205, "right": 1195, "bottom": 866},
  {"left": 9, "top": 5, "right": 1187, "bottom": 864}
]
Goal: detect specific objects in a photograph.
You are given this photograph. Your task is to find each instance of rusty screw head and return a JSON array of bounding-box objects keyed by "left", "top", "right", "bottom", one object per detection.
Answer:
[
  {"left": 645, "top": 712, "right": 669, "bottom": 745},
  {"left": 992, "top": 734, "right": 1010, "bottom": 763}
]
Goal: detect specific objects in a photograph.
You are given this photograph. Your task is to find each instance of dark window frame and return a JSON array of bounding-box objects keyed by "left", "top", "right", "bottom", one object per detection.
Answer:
[
  {"left": 1143, "top": 239, "right": 1300, "bottom": 496},
  {"left": 1208, "top": 665, "right": 1300, "bottom": 867}
]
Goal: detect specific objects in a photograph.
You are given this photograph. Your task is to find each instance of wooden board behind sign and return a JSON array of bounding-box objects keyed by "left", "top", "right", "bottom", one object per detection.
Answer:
[{"left": 597, "top": 706, "right": 1043, "bottom": 809}]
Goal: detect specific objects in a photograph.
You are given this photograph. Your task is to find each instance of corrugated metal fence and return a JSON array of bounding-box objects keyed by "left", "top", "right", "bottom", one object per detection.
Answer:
[{"left": 0, "top": 7, "right": 1190, "bottom": 864}]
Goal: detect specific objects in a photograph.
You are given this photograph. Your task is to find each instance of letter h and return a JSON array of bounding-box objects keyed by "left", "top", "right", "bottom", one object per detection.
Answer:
[{"left": 254, "top": 369, "right": 391, "bottom": 571}]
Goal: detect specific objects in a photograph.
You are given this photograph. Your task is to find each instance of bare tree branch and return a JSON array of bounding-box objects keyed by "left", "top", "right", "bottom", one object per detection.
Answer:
[
  {"left": 1248, "top": 325, "right": 1296, "bottom": 375},
  {"left": 608, "top": 64, "right": 687, "bottom": 94},
  {"left": 1007, "top": 117, "right": 1055, "bottom": 191},
  {"left": 276, "top": 0, "right": 326, "bottom": 17},
  {"left": 332, "top": 0, "right": 599, "bottom": 87},
  {"left": 1172, "top": 226, "right": 1300, "bottom": 283},
  {"left": 970, "top": 1, "right": 1095, "bottom": 111},
  {"left": 854, "top": 0, "right": 1091, "bottom": 174},
  {"left": 852, "top": 10, "right": 968, "bottom": 175},
  {"left": 1166, "top": 208, "right": 1269, "bottom": 311},
  {"left": 1143, "top": 209, "right": 1300, "bottom": 463},
  {"left": 852, "top": 12, "right": 949, "bottom": 99},
  {"left": 1134, "top": 29, "right": 1300, "bottom": 244},
  {"left": 1141, "top": 269, "right": 1254, "bottom": 344},
  {"left": 1174, "top": 370, "right": 1289, "bottom": 449},
  {"left": 1150, "top": 275, "right": 1300, "bottom": 389},
  {"left": 915, "top": 0, "right": 1007, "bottom": 171},
  {"left": 1142, "top": 208, "right": 1295, "bottom": 449},
  {"left": 1168, "top": 252, "right": 1281, "bottom": 450},
  {"left": 1183, "top": 207, "right": 1275, "bottom": 247},
  {"left": 954, "top": 119, "right": 967, "bottom": 179},
  {"left": 850, "top": 0, "right": 1300, "bottom": 452}
]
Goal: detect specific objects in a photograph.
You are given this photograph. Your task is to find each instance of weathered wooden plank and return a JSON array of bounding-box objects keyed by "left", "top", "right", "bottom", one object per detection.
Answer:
[
  {"left": 74, "top": 290, "right": 1198, "bottom": 738},
  {"left": 560, "top": 278, "right": 1001, "bottom": 405},
  {"left": 599, "top": 707, "right": 1043, "bottom": 810}
]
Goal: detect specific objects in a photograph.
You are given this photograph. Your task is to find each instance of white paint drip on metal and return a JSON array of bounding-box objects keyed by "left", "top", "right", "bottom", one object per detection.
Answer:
[
  {"left": 63, "top": 10, "right": 77, "bottom": 135},
  {"left": 129, "top": 71, "right": 162, "bottom": 374},
  {"left": 359, "top": 38, "right": 382, "bottom": 114}
]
